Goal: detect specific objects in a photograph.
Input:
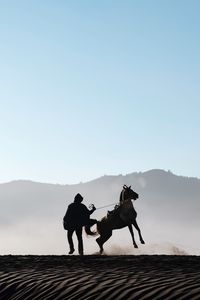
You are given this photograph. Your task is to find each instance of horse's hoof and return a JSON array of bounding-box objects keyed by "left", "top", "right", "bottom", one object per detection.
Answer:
[
  {"left": 141, "top": 240, "right": 145, "bottom": 244},
  {"left": 134, "top": 244, "right": 138, "bottom": 248},
  {"left": 96, "top": 238, "right": 103, "bottom": 254}
]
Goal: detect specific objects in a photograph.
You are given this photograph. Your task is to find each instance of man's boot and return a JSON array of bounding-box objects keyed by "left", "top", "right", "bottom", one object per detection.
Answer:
[{"left": 68, "top": 248, "right": 75, "bottom": 255}]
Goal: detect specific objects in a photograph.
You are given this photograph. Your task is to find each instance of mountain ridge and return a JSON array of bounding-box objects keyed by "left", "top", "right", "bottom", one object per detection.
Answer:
[{"left": 1, "top": 169, "right": 199, "bottom": 186}]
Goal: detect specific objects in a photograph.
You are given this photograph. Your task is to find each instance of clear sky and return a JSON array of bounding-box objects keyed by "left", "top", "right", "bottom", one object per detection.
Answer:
[{"left": 0, "top": 0, "right": 200, "bottom": 184}]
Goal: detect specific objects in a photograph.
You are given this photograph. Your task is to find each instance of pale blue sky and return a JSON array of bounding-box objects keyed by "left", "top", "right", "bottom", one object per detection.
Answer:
[{"left": 0, "top": 0, "right": 200, "bottom": 184}]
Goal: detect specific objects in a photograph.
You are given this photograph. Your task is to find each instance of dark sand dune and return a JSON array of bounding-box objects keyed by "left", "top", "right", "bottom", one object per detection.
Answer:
[{"left": 0, "top": 255, "right": 200, "bottom": 300}]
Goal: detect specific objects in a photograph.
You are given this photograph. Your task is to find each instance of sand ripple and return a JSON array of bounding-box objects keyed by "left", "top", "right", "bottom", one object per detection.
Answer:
[{"left": 0, "top": 255, "right": 200, "bottom": 300}]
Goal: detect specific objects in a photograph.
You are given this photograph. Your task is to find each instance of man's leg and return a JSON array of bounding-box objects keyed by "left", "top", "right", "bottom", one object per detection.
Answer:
[
  {"left": 67, "top": 228, "right": 75, "bottom": 254},
  {"left": 75, "top": 227, "right": 83, "bottom": 255}
]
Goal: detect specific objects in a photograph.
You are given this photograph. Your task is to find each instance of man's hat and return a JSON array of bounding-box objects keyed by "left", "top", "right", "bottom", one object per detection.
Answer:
[{"left": 74, "top": 193, "right": 83, "bottom": 202}]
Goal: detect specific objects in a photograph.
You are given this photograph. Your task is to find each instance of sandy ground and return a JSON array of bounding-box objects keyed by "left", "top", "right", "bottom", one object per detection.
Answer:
[{"left": 0, "top": 255, "right": 200, "bottom": 300}]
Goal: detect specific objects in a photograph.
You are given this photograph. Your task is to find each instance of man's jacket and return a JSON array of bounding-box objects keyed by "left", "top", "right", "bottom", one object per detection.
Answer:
[{"left": 63, "top": 202, "right": 94, "bottom": 229}]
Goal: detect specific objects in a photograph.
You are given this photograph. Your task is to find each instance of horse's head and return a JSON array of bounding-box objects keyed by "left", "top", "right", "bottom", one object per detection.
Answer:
[{"left": 121, "top": 184, "right": 139, "bottom": 202}]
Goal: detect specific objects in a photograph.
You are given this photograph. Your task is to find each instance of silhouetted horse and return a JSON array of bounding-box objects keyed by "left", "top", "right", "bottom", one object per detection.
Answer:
[{"left": 86, "top": 185, "right": 145, "bottom": 254}]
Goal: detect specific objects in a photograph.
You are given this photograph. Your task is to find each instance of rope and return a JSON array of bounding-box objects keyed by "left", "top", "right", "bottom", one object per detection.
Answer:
[
  {"left": 95, "top": 202, "right": 117, "bottom": 210},
  {"left": 92, "top": 197, "right": 134, "bottom": 211}
]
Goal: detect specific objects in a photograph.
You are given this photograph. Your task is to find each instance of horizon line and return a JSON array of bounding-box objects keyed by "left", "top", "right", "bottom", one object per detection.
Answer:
[{"left": 0, "top": 169, "right": 199, "bottom": 186}]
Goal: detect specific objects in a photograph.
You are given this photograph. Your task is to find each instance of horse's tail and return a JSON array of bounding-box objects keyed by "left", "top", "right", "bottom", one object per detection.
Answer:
[
  {"left": 96, "top": 221, "right": 101, "bottom": 234},
  {"left": 84, "top": 219, "right": 98, "bottom": 236}
]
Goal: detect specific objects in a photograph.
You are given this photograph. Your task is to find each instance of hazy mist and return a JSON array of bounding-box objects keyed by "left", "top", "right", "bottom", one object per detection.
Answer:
[{"left": 0, "top": 169, "right": 200, "bottom": 255}]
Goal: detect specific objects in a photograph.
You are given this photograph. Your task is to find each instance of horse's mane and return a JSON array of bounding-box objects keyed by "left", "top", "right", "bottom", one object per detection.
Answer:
[
  {"left": 119, "top": 191, "right": 122, "bottom": 202},
  {"left": 119, "top": 190, "right": 124, "bottom": 203}
]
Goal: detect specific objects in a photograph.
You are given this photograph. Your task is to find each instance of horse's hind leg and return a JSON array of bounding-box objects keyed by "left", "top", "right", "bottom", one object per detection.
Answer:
[
  {"left": 132, "top": 220, "right": 145, "bottom": 244},
  {"left": 96, "top": 237, "right": 103, "bottom": 254},
  {"left": 96, "top": 231, "right": 112, "bottom": 254},
  {"left": 128, "top": 225, "right": 138, "bottom": 248}
]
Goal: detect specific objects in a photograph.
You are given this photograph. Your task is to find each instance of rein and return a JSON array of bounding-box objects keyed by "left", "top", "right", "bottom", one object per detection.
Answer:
[
  {"left": 94, "top": 203, "right": 118, "bottom": 210},
  {"left": 91, "top": 198, "right": 134, "bottom": 211},
  {"left": 91, "top": 186, "right": 136, "bottom": 211}
]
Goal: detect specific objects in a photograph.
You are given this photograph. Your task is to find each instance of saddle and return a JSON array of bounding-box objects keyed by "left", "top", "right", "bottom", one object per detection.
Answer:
[{"left": 107, "top": 204, "right": 120, "bottom": 217}]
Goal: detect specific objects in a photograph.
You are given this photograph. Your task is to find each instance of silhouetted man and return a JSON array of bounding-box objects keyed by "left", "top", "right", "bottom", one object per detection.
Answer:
[{"left": 63, "top": 193, "right": 96, "bottom": 255}]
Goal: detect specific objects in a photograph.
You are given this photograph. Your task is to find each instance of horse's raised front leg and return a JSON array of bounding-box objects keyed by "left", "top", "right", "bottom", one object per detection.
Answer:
[
  {"left": 96, "top": 231, "right": 112, "bottom": 254},
  {"left": 128, "top": 224, "right": 138, "bottom": 248},
  {"left": 132, "top": 219, "right": 145, "bottom": 244}
]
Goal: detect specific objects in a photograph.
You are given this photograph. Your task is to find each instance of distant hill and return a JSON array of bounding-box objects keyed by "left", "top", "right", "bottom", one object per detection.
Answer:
[{"left": 0, "top": 169, "right": 199, "bottom": 255}]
